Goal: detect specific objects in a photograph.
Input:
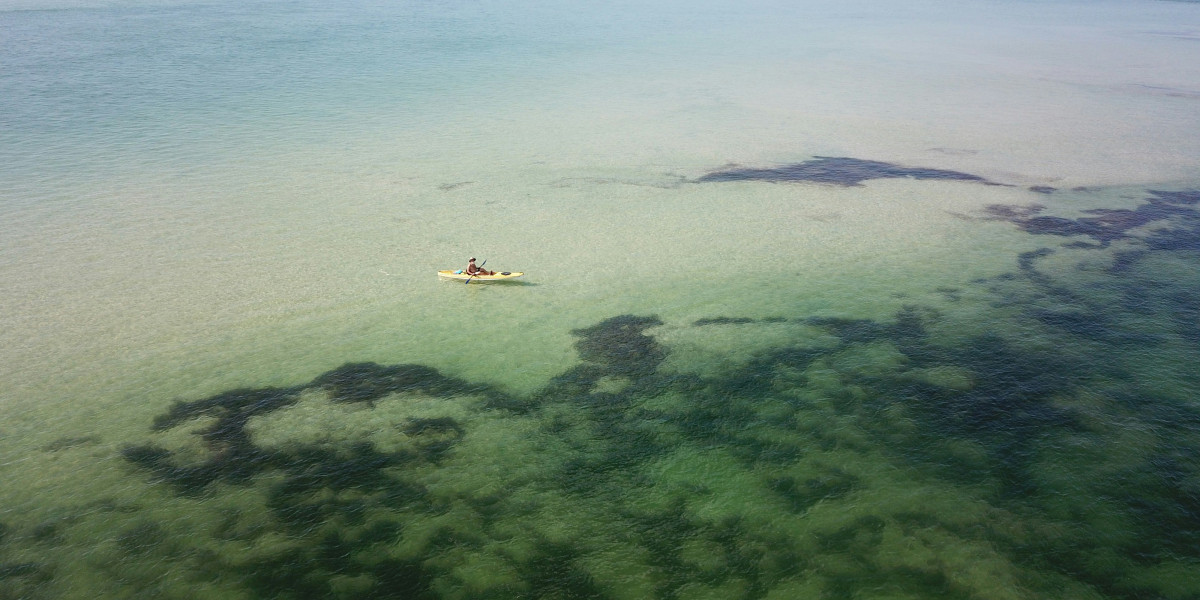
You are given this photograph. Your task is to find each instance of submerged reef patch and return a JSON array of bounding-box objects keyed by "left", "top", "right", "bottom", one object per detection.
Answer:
[
  {"left": 986, "top": 188, "right": 1200, "bottom": 246},
  {"left": 60, "top": 187, "right": 1200, "bottom": 599},
  {"left": 0, "top": 562, "right": 44, "bottom": 581},
  {"left": 312, "top": 362, "right": 487, "bottom": 405},
  {"left": 570, "top": 314, "right": 665, "bottom": 377},
  {"left": 40, "top": 435, "right": 100, "bottom": 452},
  {"left": 122, "top": 363, "right": 506, "bottom": 496},
  {"left": 695, "top": 156, "right": 998, "bottom": 187}
]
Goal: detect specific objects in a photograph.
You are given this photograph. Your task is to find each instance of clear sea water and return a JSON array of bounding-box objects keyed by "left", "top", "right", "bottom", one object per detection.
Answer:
[{"left": 2, "top": 0, "right": 1200, "bottom": 597}]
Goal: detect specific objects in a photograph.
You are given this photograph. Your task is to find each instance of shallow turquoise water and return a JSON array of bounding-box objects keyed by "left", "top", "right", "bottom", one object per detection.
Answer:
[{"left": 2, "top": 0, "right": 1200, "bottom": 598}]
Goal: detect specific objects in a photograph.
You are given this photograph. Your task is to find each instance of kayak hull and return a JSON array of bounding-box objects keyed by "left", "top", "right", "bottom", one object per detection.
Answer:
[{"left": 438, "top": 270, "right": 524, "bottom": 283}]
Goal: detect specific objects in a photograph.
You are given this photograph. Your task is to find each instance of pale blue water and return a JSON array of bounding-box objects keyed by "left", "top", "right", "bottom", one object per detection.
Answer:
[
  {"left": 3, "top": 0, "right": 564, "bottom": 182},
  {"left": 3, "top": 0, "right": 1200, "bottom": 598}
]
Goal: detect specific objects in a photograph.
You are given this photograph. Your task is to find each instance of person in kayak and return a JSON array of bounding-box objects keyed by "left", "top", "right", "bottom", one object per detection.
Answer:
[{"left": 466, "top": 258, "right": 494, "bottom": 276}]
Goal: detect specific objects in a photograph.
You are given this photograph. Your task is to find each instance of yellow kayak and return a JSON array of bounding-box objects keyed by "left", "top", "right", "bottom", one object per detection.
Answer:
[{"left": 438, "top": 269, "right": 524, "bottom": 283}]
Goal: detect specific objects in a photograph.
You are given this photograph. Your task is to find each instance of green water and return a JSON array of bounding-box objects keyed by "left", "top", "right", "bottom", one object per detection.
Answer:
[
  {"left": 4, "top": 186, "right": 1198, "bottom": 599},
  {"left": 2, "top": 0, "right": 1200, "bottom": 597}
]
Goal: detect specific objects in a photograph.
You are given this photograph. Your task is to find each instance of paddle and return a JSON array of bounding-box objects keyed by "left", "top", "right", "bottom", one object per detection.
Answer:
[{"left": 465, "top": 258, "right": 486, "bottom": 284}]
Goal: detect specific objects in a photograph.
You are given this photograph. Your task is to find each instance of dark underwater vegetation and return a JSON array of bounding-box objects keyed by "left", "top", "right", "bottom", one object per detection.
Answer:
[
  {"left": 984, "top": 189, "right": 1200, "bottom": 249},
  {"left": 4, "top": 188, "right": 1200, "bottom": 600},
  {"left": 695, "top": 157, "right": 1000, "bottom": 187}
]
